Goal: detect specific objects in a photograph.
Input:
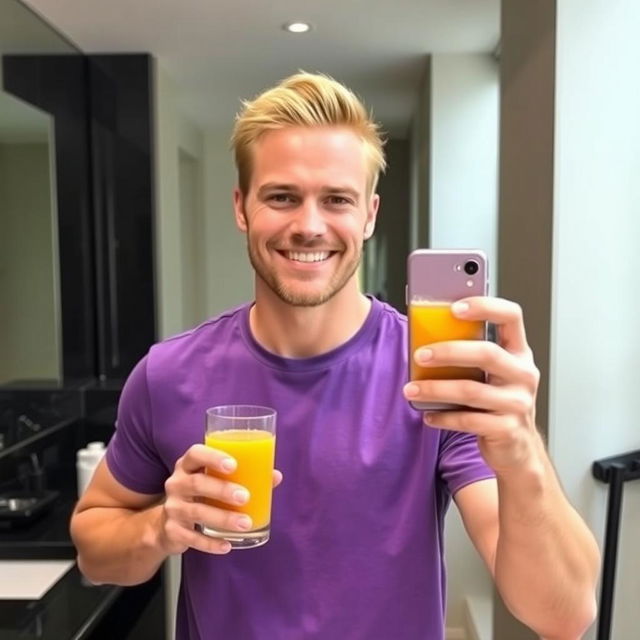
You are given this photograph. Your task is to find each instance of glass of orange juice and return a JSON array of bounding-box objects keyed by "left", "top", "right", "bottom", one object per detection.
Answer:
[{"left": 202, "top": 405, "right": 276, "bottom": 549}]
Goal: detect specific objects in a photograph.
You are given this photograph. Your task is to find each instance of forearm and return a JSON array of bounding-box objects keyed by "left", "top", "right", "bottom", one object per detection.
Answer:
[
  {"left": 494, "top": 436, "right": 600, "bottom": 639},
  {"left": 70, "top": 503, "right": 169, "bottom": 586}
]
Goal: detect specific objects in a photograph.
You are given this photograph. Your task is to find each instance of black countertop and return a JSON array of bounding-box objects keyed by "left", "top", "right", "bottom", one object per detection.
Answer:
[
  {"left": 0, "top": 490, "right": 164, "bottom": 639},
  {"left": 0, "top": 494, "right": 77, "bottom": 560},
  {"left": 0, "top": 564, "right": 121, "bottom": 640}
]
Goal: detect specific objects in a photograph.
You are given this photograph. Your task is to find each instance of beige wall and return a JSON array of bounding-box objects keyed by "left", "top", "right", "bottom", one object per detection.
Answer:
[
  {"left": 409, "top": 57, "right": 431, "bottom": 250},
  {"left": 0, "top": 142, "right": 60, "bottom": 384},
  {"left": 496, "top": 2, "right": 556, "bottom": 637},
  {"left": 179, "top": 149, "right": 207, "bottom": 328},
  {"left": 154, "top": 63, "right": 186, "bottom": 339},
  {"left": 154, "top": 62, "right": 211, "bottom": 339},
  {"left": 202, "top": 127, "right": 253, "bottom": 317},
  {"left": 550, "top": 1, "right": 640, "bottom": 637},
  {"left": 430, "top": 53, "right": 499, "bottom": 294}
]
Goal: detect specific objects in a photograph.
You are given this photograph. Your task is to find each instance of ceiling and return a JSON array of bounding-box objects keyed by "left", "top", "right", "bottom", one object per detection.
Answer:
[{"left": 22, "top": 0, "right": 499, "bottom": 138}]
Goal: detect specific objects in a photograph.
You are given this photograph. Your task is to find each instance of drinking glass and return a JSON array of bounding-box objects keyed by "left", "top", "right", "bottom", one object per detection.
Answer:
[{"left": 202, "top": 405, "right": 276, "bottom": 549}]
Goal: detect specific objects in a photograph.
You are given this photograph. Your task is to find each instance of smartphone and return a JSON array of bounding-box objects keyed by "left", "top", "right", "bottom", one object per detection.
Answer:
[{"left": 407, "top": 249, "right": 489, "bottom": 411}]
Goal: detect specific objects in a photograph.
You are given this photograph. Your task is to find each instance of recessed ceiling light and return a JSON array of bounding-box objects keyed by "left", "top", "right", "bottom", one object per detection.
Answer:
[{"left": 284, "top": 22, "right": 311, "bottom": 34}]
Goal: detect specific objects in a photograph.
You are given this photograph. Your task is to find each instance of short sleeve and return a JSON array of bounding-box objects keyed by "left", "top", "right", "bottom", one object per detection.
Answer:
[
  {"left": 105, "top": 355, "right": 169, "bottom": 494},
  {"left": 437, "top": 429, "right": 495, "bottom": 497}
]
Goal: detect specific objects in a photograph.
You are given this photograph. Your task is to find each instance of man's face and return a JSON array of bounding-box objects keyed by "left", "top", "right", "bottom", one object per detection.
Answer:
[{"left": 233, "top": 126, "right": 379, "bottom": 307}]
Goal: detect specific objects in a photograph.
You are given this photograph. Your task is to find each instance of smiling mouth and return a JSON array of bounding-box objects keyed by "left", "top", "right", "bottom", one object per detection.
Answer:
[{"left": 280, "top": 250, "right": 334, "bottom": 263}]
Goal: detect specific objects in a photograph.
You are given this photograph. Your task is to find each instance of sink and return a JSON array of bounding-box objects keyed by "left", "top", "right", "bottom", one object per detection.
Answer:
[{"left": 0, "top": 560, "right": 74, "bottom": 599}]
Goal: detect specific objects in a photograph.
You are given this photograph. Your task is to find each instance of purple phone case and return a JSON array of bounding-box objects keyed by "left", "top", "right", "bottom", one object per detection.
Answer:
[{"left": 407, "top": 249, "right": 488, "bottom": 412}]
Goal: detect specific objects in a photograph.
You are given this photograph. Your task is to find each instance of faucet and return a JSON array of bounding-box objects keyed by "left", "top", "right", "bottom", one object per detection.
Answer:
[{"left": 17, "top": 452, "right": 47, "bottom": 495}]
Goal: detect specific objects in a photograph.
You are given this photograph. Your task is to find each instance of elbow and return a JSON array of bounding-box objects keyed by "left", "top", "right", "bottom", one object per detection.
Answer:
[
  {"left": 563, "top": 595, "right": 598, "bottom": 640},
  {"left": 532, "top": 592, "right": 598, "bottom": 640},
  {"left": 76, "top": 554, "right": 107, "bottom": 587},
  {"left": 75, "top": 551, "right": 150, "bottom": 588}
]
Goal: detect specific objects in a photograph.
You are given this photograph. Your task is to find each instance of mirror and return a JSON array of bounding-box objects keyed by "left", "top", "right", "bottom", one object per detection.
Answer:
[
  {"left": 0, "top": 0, "right": 86, "bottom": 461},
  {"left": 0, "top": 78, "right": 60, "bottom": 386},
  {"left": 0, "top": 0, "right": 81, "bottom": 388},
  {"left": 0, "top": 1, "right": 506, "bottom": 638}
]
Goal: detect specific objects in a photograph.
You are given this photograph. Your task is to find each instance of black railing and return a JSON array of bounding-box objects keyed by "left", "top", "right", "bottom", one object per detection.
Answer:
[{"left": 592, "top": 449, "right": 640, "bottom": 640}]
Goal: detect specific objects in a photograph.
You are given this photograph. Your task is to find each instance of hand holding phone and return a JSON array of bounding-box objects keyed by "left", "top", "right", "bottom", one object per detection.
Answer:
[{"left": 407, "top": 249, "right": 488, "bottom": 411}]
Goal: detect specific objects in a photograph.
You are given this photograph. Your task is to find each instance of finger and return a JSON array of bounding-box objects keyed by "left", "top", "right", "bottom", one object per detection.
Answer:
[
  {"left": 404, "top": 379, "right": 534, "bottom": 414},
  {"left": 179, "top": 444, "right": 237, "bottom": 475},
  {"left": 181, "top": 472, "right": 250, "bottom": 506},
  {"left": 172, "top": 525, "right": 233, "bottom": 555},
  {"left": 272, "top": 469, "right": 283, "bottom": 488},
  {"left": 414, "top": 340, "right": 539, "bottom": 388},
  {"left": 452, "top": 297, "right": 529, "bottom": 355},
  {"left": 187, "top": 532, "right": 233, "bottom": 555},
  {"left": 185, "top": 501, "right": 254, "bottom": 534},
  {"left": 423, "top": 408, "right": 523, "bottom": 437}
]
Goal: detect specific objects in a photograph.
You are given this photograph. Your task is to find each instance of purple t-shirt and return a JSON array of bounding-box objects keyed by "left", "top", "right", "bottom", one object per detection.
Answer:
[{"left": 106, "top": 297, "right": 494, "bottom": 640}]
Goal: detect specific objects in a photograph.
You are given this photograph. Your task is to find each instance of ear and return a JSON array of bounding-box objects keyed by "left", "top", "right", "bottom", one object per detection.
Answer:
[
  {"left": 364, "top": 193, "right": 380, "bottom": 240},
  {"left": 233, "top": 187, "right": 248, "bottom": 232}
]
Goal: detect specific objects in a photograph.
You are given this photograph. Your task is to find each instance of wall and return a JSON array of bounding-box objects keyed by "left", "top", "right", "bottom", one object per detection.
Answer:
[
  {"left": 550, "top": 0, "right": 640, "bottom": 637},
  {"left": 154, "top": 63, "right": 208, "bottom": 339},
  {"left": 202, "top": 127, "right": 253, "bottom": 316},
  {"left": 0, "top": 142, "right": 60, "bottom": 383},
  {"left": 430, "top": 54, "right": 499, "bottom": 294},
  {"left": 409, "top": 57, "right": 431, "bottom": 251},
  {"left": 179, "top": 148, "right": 207, "bottom": 328}
]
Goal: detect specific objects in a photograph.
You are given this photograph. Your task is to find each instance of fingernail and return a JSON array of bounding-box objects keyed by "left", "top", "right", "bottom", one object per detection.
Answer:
[
  {"left": 404, "top": 383, "right": 420, "bottom": 398},
  {"left": 451, "top": 301, "right": 469, "bottom": 316},
  {"left": 233, "top": 489, "right": 249, "bottom": 504},
  {"left": 237, "top": 516, "right": 252, "bottom": 531},
  {"left": 219, "top": 541, "right": 232, "bottom": 553},
  {"left": 221, "top": 458, "right": 236, "bottom": 472},
  {"left": 417, "top": 348, "right": 433, "bottom": 364}
]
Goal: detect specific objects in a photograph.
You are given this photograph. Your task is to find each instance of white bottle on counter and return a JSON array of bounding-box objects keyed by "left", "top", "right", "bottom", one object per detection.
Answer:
[{"left": 76, "top": 441, "right": 106, "bottom": 497}]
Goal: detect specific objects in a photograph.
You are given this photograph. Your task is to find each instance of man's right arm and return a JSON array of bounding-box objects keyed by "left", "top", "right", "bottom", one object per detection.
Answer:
[{"left": 70, "top": 445, "right": 262, "bottom": 586}]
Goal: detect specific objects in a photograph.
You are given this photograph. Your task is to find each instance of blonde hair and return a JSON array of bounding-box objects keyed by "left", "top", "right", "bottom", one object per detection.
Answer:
[{"left": 231, "top": 72, "right": 386, "bottom": 196}]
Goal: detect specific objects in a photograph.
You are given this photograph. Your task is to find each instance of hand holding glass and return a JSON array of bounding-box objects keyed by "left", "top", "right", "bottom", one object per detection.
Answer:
[{"left": 202, "top": 405, "right": 276, "bottom": 549}]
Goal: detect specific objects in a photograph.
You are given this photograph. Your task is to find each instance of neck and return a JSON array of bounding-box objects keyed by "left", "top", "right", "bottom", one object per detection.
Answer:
[{"left": 249, "top": 279, "right": 372, "bottom": 358}]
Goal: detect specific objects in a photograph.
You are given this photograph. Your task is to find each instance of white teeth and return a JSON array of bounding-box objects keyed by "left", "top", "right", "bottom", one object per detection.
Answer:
[{"left": 286, "top": 251, "right": 330, "bottom": 263}]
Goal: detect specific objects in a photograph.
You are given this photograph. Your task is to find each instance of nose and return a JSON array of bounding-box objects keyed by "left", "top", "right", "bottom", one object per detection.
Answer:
[{"left": 289, "top": 199, "right": 327, "bottom": 239}]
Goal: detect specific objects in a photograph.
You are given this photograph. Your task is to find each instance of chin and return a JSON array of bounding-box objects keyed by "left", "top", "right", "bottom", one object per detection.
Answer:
[
  {"left": 272, "top": 280, "right": 343, "bottom": 307},
  {"left": 276, "top": 290, "right": 335, "bottom": 307}
]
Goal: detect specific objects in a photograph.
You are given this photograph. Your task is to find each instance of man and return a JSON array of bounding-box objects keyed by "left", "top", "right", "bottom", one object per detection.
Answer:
[{"left": 71, "top": 72, "right": 600, "bottom": 640}]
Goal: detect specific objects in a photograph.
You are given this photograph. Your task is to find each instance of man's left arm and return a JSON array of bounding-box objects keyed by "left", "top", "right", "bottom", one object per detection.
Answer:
[{"left": 404, "top": 297, "right": 600, "bottom": 640}]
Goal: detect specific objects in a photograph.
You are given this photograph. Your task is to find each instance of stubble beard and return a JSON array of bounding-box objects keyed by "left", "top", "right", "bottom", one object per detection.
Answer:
[{"left": 246, "top": 239, "right": 363, "bottom": 308}]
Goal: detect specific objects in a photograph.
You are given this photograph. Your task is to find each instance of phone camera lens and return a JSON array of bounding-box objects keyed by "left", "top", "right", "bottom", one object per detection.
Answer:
[{"left": 463, "top": 260, "right": 479, "bottom": 275}]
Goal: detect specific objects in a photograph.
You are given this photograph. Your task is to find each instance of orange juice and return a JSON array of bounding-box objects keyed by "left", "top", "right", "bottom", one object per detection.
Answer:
[
  {"left": 409, "top": 302, "right": 485, "bottom": 381},
  {"left": 204, "top": 429, "right": 275, "bottom": 530}
]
